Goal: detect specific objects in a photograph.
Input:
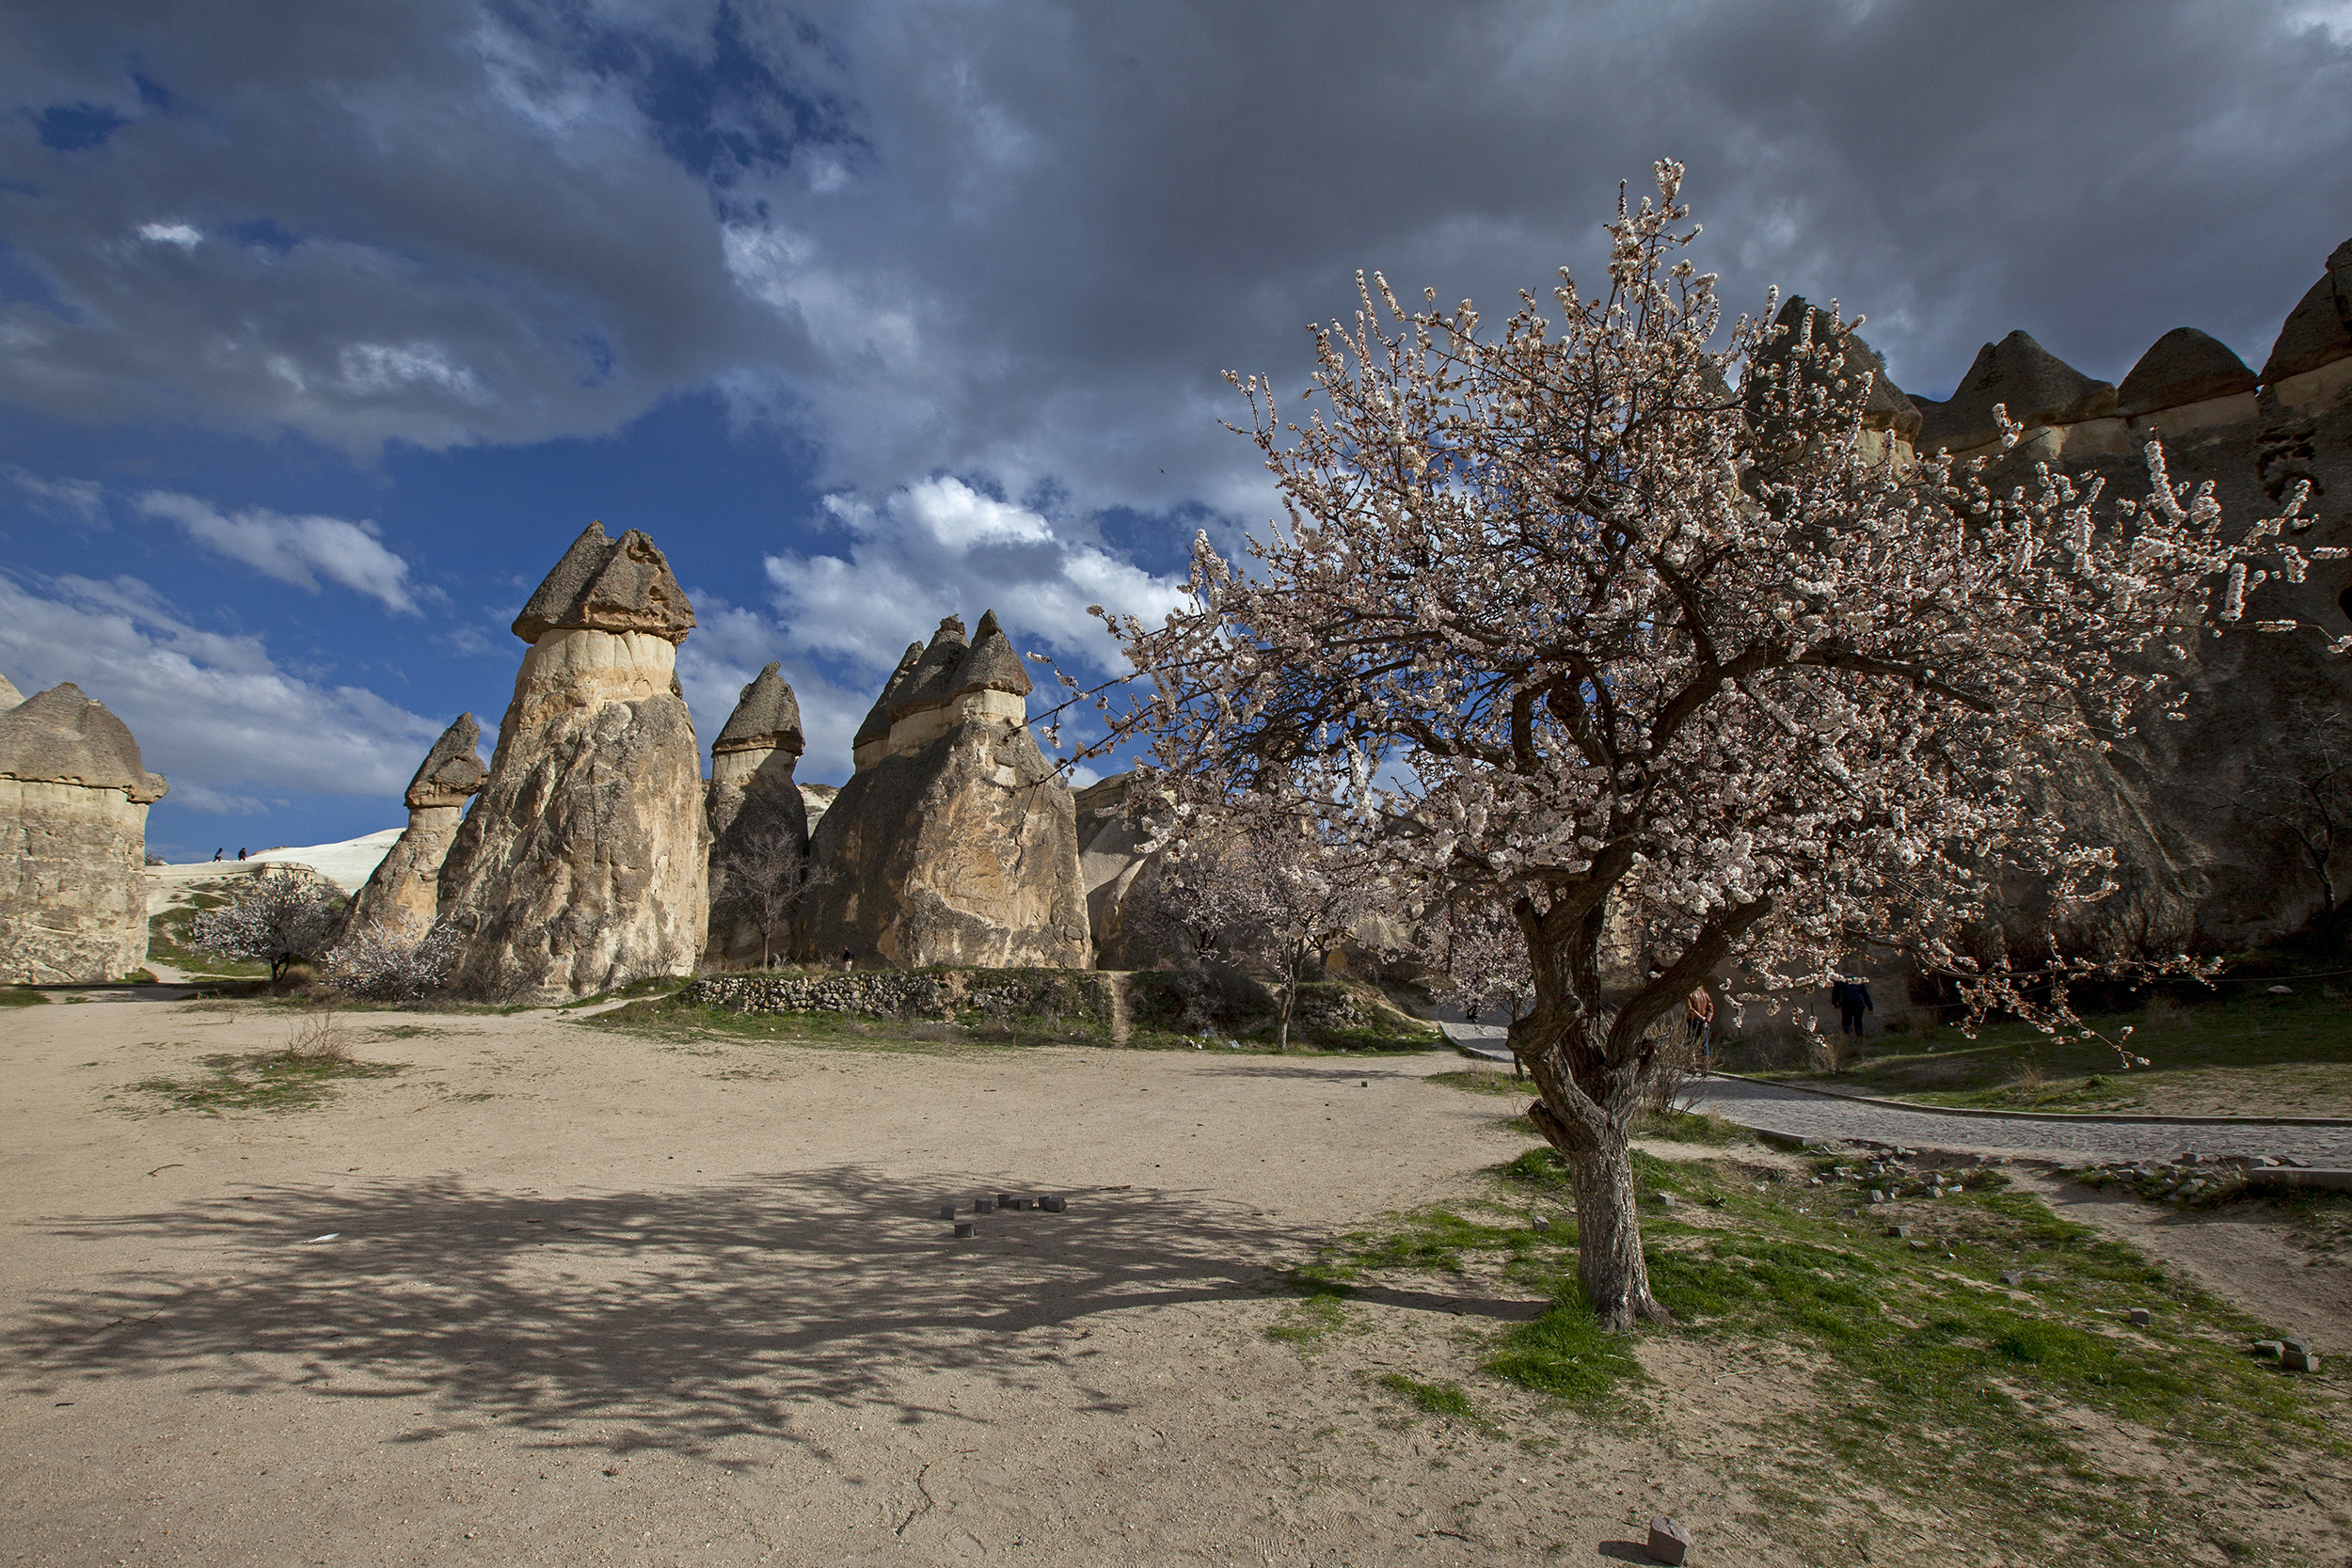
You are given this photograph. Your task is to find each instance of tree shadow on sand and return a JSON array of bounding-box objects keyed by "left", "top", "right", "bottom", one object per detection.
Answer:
[{"left": 6, "top": 1169, "right": 1531, "bottom": 1461}]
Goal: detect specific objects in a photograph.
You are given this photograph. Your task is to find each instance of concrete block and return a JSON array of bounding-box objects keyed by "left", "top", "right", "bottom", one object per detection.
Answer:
[
  {"left": 938, "top": 1205, "right": 957, "bottom": 1220},
  {"left": 1041, "top": 1196, "right": 1067, "bottom": 1213},
  {"left": 953, "top": 1221, "right": 974, "bottom": 1239},
  {"left": 2128, "top": 1308, "right": 2152, "bottom": 1326},
  {"left": 975, "top": 1198, "right": 993, "bottom": 1214}
]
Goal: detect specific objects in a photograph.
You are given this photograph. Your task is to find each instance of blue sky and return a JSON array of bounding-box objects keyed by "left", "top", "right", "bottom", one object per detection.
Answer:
[{"left": 3, "top": 0, "right": 2349, "bottom": 860}]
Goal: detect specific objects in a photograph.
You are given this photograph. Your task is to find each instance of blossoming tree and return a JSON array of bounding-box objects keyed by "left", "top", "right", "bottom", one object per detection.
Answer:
[{"left": 1091, "top": 162, "right": 2332, "bottom": 1328}]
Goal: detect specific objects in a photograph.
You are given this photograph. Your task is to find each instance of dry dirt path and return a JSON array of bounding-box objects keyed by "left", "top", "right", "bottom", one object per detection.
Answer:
[
  {"left": 5, "top": 996, "right": 2342, "bottom": 1567},
  {"left": 0, "top": 995, "right": 1851, "bottom": 1568}
]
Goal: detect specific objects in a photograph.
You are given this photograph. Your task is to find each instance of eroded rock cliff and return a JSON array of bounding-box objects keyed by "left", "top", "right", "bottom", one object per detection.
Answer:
[
  {"left": 706, "top": 662, "right": 809, "bottom": 968},
  {"left": 342, "top": 713, "right": 487, "bottom": 942},
  {"left": 801, "top": 611, "right": 1089, "bottom": 968},
  {"left": 0, "top": 680, "right": 168, "bottom": 982},
  {"left": 437, "top": 523, "right": 708, "bottom": 1000}
]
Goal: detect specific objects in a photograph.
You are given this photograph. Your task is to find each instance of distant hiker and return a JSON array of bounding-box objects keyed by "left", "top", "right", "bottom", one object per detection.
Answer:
[
  {"left": 212, "top": 847, "right": 223, "bottom": 862},
  {"left": 236, "top": 847, "right": 247, "bottom": 862},
  {"left": 1831, "top": 975, "right": 1873, "bottom": 1037},
  {"left": 841, "top": 947, "right": 855, "bottom": 972},
  {"left": 1685, "top": 987, "right": 1715, "bottom": 1069}
]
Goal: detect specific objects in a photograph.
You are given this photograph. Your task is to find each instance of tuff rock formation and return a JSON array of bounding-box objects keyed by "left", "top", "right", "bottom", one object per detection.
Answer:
[
  {"left": 1899, "top": 234, "right": 2352, "bottom": 955},
  {"left": 801, "top": 610, "right": 1089, "bottom": 968},
  {"left": 437, "top": 522, "right": 708, "bottom": 1000},
  {"left": 1747, "top": 296, "right": 1922, "bottom": 471},
  {"left": 342, "top": 714, "right": 487, "bottom": 942},
  {"left": 0, "top": 680, "right": 168, "bottom": 982},
  {"left": 705, "top": 662, "right": 810, "bottom": 968}
]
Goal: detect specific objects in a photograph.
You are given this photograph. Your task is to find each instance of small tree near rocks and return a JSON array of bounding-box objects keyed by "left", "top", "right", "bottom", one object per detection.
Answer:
[
  {"left": 1131, "top": 802, "right": 1385, "bottom": 1053},
  {"left": 323, "top": 914, "right": 459, "bottom": 1003},
  {"left": 712, "top": 821, "right": 832, "bottom": 970},
  {"left": 191, "top": 869, "right": 343, "bottom": 985}
]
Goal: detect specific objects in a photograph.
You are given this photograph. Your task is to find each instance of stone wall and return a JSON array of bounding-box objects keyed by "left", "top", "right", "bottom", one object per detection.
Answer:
[{"left": 684, "top": 966, "right": 1116, "bottom": 1025}]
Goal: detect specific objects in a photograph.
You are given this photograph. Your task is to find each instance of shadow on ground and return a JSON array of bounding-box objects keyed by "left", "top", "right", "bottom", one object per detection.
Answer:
[{"left": 6, "top": 1168, "right": 1355, "bottom": 1459}]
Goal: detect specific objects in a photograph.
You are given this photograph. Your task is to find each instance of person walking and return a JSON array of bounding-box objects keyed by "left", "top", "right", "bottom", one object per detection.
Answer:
[
  {"left": 1831, "top": 974, "right": 1873, "bottom": 1037},
  {"left": 840, "top": 947, "right": 855, "bottom": 972},
  {"left": 1685, "top": 987, "right": 1716, "bottom": 1071}
]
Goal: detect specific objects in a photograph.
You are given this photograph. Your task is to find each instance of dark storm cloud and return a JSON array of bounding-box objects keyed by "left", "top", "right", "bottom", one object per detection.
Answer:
[{"left": 3, "top": 0, "right": 2347, "bottom": 537}]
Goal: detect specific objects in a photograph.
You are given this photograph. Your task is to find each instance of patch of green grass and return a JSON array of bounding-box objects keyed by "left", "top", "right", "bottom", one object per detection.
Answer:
[
  {"left": 1484, "top": 1302, "right": 1648, "bottom": 1402},
  {"left": 125, "top": 1050, "right": 404, "bottom": 1114},
  {"left": 1375, "top": 1371, "right": 1493, "bottom": 1429},
  {"left": 1427, "top": 1068, "right": 1525, "bottom": 1096},
  {"left": 1761, "top": 987, "right": 2352, "bottom": 1115},
  {"left": 1266, "top": 1294, "right": 1352, "bottom": 1347},
  {"left": 1276, "top": 1135, "right": 2339, "bottom": 1560},
  {"left": 584, "top": 995, "right": 1039, "bottom": 1054},
  {"left": 145, "top": 895, "right": 270, "bottom": 981},
  {"left": 1, "top": 986, "right": 48, "bottom": 1006}
]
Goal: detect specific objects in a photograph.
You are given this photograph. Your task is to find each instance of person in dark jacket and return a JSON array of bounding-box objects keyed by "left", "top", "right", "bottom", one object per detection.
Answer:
[{"left": 1830, "top": 975, "right": 1873, "bottom": 1037}]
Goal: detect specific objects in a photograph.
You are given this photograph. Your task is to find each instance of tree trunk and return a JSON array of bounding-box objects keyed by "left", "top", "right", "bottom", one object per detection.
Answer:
[
  {"left": 1529, "top": 1098, "right": 1671, "bottom": 1330},
  {"left": 1276, "top": 977, "right": 1295, "bottom": 1053}
]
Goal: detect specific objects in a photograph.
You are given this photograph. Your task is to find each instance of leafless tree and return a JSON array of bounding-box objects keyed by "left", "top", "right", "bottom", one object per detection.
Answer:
[{"left": 712, "top": 822, "right": 831, "bottom": 969}]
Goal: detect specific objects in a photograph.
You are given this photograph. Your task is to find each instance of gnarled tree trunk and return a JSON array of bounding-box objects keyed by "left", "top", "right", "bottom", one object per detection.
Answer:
[{"left": 1524, "top": 1059, "right": 1671, "bottom": 1331}]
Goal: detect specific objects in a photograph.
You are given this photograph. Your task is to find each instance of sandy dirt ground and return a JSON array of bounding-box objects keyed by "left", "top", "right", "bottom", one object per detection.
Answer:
[{"left": 0, "top": 997, "right": 2340, "bottom": 1567}]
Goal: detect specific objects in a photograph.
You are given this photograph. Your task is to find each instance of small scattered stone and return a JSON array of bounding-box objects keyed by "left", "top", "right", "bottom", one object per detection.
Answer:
[
  {"left": 999, "top": 1193, "right": 1020, "bottom": 1209},
  {"left": 1359, "top": 1080, "right": 1369, "bottom": 1087},
  {"left": 953, "top": 1221, "right": 974, "bottom": 1239},
  {"left": 1653, "top": 1191, "right": 1676, "bottom": 1208},
  {"left": 2128, "top": 1308, "right": 2153, "bottom": 1326},
  {"left": 1645, "top": 1514, "right": 1692, "bottom": 1565},
  {"left": 975, "top": 1198, "right": 994, "bottom": 1214},
  {"left": 2001, "top": 1271, "right": 2025, "bottom": 1288},
  {"left": 2252, "top": 1340, "right": 2283, "bottom": 1359},
  {"left": 1887, "top": 1225, "right": 1913, "bottom": 1239},
  {"left": 2284, "top": 1345, "right": 2321, "bottom": 1373},
  {"left": 1867, "top": 1190, "right": 1885, "bottom": 1204},
  {"left": 1041, "top": 1196, "right": 1067, "bottom": 1213},
  {"left": 1531, "top": 1214, "right": 1550, "bottom": 1231},
  {"left": 937, "top": 1205, "right": 956, "bottom": 1220}
]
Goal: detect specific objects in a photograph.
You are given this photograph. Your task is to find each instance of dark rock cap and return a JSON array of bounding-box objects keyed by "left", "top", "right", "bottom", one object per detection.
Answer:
[
  {"left": 1747, "top": 296, "right": 1921, "bottom": 438},
  {"left": 511, "top": 521, "right": 695, "bottom": 644},
  {"left": 886, "top": 616, "right": 972, "bottom": 720},
  {"left": 714, "top": 662, "right": 805, "bottom": 756},
  {"left": 2115, "top": 327, "right": 2259, "bottom": 417},
  {"left": 950, "top": 610, "right": 1033, "bottom": 700},
  {"left": 853, "top": 643, "right": 926, "bottom": 748},
  {"left": 2260, "top": 236, "right": 2352, "bottom": 384},
  {"left": 0, "top": 683, "right": 168, "bottom": 802},
  {"left": 1915, "top": 330, "right": 2117, "bottom": 453},
  {"left": 405, "top": 713, "right": 488, "bottom": 808}
]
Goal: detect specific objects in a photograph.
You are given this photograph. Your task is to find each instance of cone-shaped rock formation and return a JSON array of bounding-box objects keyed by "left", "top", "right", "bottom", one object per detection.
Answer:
[
  {"left": 0, "top": 679, "right": 167, "bottom": 981},
  {"left": 1914, "top": 330, "right": 2118, "bottom": 453},
  {"left": 2117, "top": 327, "right": 2259, "bottom": 417},
  {"left": 437, "top": 523, "right": 708, "bottom": 1000},
  {"left": 801, "top": 610, "right": 1088, "bottom": 968},
  {"left": 342, "top": 713, "right": 488, "bottom": 942},
  {"left": 2261, "top": 237, "right": 2352, "bottom": 386},
  {"left": 706, "top": 663, "right": 810, "bottom": 968}
]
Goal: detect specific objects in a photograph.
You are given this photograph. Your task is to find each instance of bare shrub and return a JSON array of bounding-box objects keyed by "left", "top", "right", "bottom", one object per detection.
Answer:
[
  {"left": 2142, "top": 994, "right": 2190, "bottom": 1033},
  {"left": 286, "top": 1004, "right": 352, "bottom": 1061}
]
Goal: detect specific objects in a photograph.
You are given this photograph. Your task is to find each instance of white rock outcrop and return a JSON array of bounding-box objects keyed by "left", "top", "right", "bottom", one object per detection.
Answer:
[
  {"left": 705, "top": 662, "right": 809, "bottom": 968},
  {"left": 0, "top": 680, "right": 169, "bottom": 982},
  {"left": 437, "top": 523, "right": 708, "bottom": 1000}
]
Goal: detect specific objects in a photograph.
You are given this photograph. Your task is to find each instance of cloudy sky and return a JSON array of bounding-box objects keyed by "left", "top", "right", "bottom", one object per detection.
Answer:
[{"left": 3, "top": 0, "right": 2348, "bottom": 857}]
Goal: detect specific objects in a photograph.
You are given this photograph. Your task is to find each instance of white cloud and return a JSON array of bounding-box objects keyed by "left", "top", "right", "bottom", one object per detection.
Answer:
[
  {"left": 136, "top": 222, "right": 203, "bottom": 249},
  {"left": 0, "top": 572, "right": 441, "bottom": 804},
  {"left": 4, "top": 467, "right": 108, "bottom": 529},
  {"left": 672, "top": 594, "right": 882, "bottom": 785},
  {"left": 133, "top": 490, "right": 425, "bottom": 614},
  {"left": 338, "top": 341, "right": 489, "bottom": 404},
  {"left": 766, "top": 477, "right": 1189, "bottom": 678}
]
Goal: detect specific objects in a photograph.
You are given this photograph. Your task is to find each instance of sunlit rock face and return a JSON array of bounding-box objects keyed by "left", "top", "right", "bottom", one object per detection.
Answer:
[
  {"left": 1898, "top": 235, "right": 2352, "bottom": 954},
  {"left": 802, "top": 611, "right": 1089, "bottom": 969},
  {"left": 0, "top": 680, "right": 168, "bottom": 982},
  {"left": 342, "top": 713, "right": 488, "bottom": 942},
  {"left": 437, "top": 522, "right": 708, "bottom": 1001},
  {"left": 704, "top": 662, "right": 809, "bottom": 969}
]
